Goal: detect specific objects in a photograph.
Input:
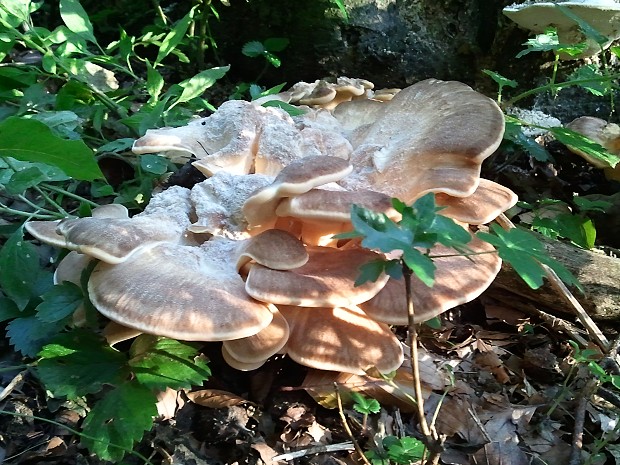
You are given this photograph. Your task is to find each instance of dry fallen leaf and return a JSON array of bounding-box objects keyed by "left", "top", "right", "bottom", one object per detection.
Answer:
[{"left": 186, "top": 389, "right": 253, "bottom": 408}]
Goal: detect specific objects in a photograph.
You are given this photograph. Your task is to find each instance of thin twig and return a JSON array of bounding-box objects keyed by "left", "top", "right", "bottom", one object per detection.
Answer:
[
  {"left": 495, "top": 214, "right": 610, "bottom": 351},
  {"left": 271, "top": 442, "right": 355, "bottom": 461},
  {"left": 569, "top": 379, "right": 599, "bottom": 465},
  {"left": 0, "top": 370, "right": 26, "bottom": 402},
  {"left": 334, "top": 383, "right": 373, "bottom": 465}
]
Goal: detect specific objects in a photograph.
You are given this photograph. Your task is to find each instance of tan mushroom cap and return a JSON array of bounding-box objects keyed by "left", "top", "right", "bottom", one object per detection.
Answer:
[
  {"left": 359, "top": 235, "right": 501, "bottom": 324},
  {"left": 221, "top": 345, "right": 269, "bottom": 371},
  {"left": 88, "top": 241, "right": 274, "bottom": 341},
  {"left": 25, "top": 220, "right": 65, "bottom": 248},
  {"left": 242, "top": 156, "right": 353, "bottom": 228},
  {"left": 54, "top": 215, "right": 183, "bottom": 264},
  {"left": 53, "top": 251, "right": 91, "bottom": 285},
  {"left": 279, "top": 305, "right": 404, "bottom": 375},
  {"left": 337, "top": 79, "right": 505, "bottom": 203},
  {"left": 565, "top": 116, "right": 620, "bottom": 181},
  {"left": 245, "top": 246, "right": 389, "bottom": 307},
  {"left": 435, "top": 179, "right": 518, "bottom": 224},
  {"left": 234, "top": 229, "right": 308, "bottom": 271},
  {"left": 91, "top": 203, "right": 129, "bottom": 219},
  {"left": 222, "top": 308, "right": 290, "bottom": 366}
]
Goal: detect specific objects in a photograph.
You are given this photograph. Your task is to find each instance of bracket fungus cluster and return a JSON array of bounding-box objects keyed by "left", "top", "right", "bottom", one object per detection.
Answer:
[{"left": 26, "top": 78, "right": 517, "bottom": 376}]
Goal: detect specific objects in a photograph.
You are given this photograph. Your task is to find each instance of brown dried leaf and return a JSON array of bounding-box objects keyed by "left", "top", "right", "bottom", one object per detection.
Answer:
[{"left": 186, "top": 389, "right": 251, "bottom": 408}]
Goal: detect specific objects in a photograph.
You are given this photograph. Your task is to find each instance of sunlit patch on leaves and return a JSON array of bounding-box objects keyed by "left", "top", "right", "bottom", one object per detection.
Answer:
[
  {"left": 477, "top": 224, "right": 581, "bottom": 290},
  {"left": 516, "top": 27, "right": 587, "bottom": 58},
  {"left": 550, "top": 127, "right": 620, "bottom": 168},
  {"left": 37, "top": 329, "right": 128, "bottom": 398},
  {"left": 128, "top": 335, "right": 211, "bottom": 391},
  {"left": 351, "top": 392, "right": 380, "bottom": 415},
  {"left": 366, "top": 436, "right": 426, "bottom": 465},
  {"left": 80, "top": 382, "right": 157, "bottom": 462}
]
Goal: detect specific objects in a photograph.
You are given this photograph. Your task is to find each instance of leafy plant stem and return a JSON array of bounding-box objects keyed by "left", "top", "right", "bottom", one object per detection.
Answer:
[
  {"left": 0, "top": 202, "right": 61, "bottom": 220},
  {"left": 151, "top": 0, "right": 168, "bottom": 25},
  {"left": 14, "top": 194, "right": 62, "bottom": 216},
  {"left": 0, "top": 410, "right": 155, "bottom": 465},
  {"left": 504, "top": 73, "right": 620, "bottom": 108},
  {"left": 32, "top": 186, "right": 69, "bottom": 216},
  {"left": 403, "top": 265, "right": 442, "bottom": 465},
  {"left": 334, "top": 383, "right": 373, "bottom": 465},
  {"left": 550, "top": 53, "right": 560, "bottom": 97},
  {"left": 39, "top": 183, "right": 100, "bottom": 208}
]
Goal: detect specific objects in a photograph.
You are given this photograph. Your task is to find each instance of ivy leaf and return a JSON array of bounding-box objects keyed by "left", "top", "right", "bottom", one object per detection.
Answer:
[
  {"left": 351, "top": 392, "right": 381, "bottom": 415},
  {"left": 0, "top": 227, "right": 53, "bottom": 310},
  {"left": 81, "top": 382, "right": 157, "bottom": 462},
  {"left": 35, "top": 282, "right": 84, "bottom": 323},
  {"left": 477, "top": 224, "right": 581, "bottom": 290},
  {"left": 59, "top": 0, "right": 98, "bottom": 45},
  {"left": 128, "top": 335, "right": 211, "bottom": 391},
  {"left": 0, "top": 117, "right": 103, "bottom": 180},
  {"left": 37, "top": 330, "right": 128, "bottom": 398}
]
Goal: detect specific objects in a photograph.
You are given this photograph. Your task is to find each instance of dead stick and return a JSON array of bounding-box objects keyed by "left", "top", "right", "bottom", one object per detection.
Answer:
[
  {"left": 334, "top": 383, "right": 373, "bottom": 465},
  {"left": 495, "top": 214, "right": 610, "bottom": 351}
]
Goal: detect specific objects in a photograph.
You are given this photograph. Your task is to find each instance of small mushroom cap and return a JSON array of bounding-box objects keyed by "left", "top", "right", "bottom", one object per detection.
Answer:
[
  {"left": 223, "top": 308, "right": 290, "bottom": 364},
  {"left": 55, "top": 215, "right": 183, "bottom": 264},
  {"left": 299, "top": 83, "right": 338, "bottom": 106},
  {"left": 88, "top": 242, "right": 274, "bottom": 341},
  {"left": 91, "top": 203, "right": 129, "bottom": 219},
  {"left": 24, "top": 220, "right": 65, "bottom": 248},
  {"left": 53, "top": 251, "right": 91, "bottom": 285},
  {"left": 338, "top": 79, "right": 505, "bottom": 203},
  {"left": 234, "top": 229, "right": 308, "bottom": 271},
  {"left": 279, "top": 305, "right": 404, "bottom": 375},
  {"left": 103, "top": 321, "right": 143, "bottom": 346},
  {"left": 221, "top": 346, "right": 268, "bottom": 371},
  {"left": 566, "top": 116, "right": 620, "bottom": 167},
  {"left": 245, "top": 246, "right": 389, "bottom": 307},
  {"left": 242, "top": 156, "right": 353, "bottom": 228},
  {"left": 435, "top": 179, "right": 518, "bottom": 224},
  {"left": 359, "top": 235, "right": 501, "bottom": 324}
]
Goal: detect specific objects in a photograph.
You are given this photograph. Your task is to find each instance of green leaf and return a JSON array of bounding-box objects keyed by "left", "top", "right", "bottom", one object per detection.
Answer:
[
  {"left": 355, "top": 260, "right": 388, "bottom": 286},
  {"left": 263, "top": 37, "right": 289, "bottom": 52},
  {"left": 241, "top": 40, "right": 265, "bottom": 57},
  {"left": 384, "top": 436, "right": 426, "bottom": 464},
  {"left": 568, "top": 64, "right": 609, "bottom": 97},
  {"left": 264, "top": 51, "right": 281, "bottom": 68},
  {"left": 37, "top": 330, "right": 128, "bottom": 398},
  {"left": 556, "top": 4, "right": 609, "bottom": 46},
  {"left": 145, "top": 60, "right": 164, "bottom": 101},
  {"left": 0, "top": 117, "right": 103, "bottom": 180},
  {"left": 81, "top": 382, "right": 157, "bottom": 462},
  {"left": 477, "top": 225, "right": 581, "bottom": 290},
  {"left": 482, "top": 69, "right": 518, "bottom": 89},
  {"left": 533, "top": 213, "right": 596, "bottom": 249},
  {"left": 0, "top": 0, "right": 30, "bottom": 24},
  {"left": 504, "top": 119, "right": 552, "bottom": 162},
  {"left": 35, "top": 282, "right": 83, "bottom": 323},
  {"left": 7, "top": 315, "right": 68, "bottom": 357},
  {"left": 98, "top": 138, "right": 134, "bottom": 154},
  {"left": 155, "top": 7, "right": 196, "bottom": 65},
  {"left": 261, "top": 100, "right": 307, "bottom": 116},
  {"left": 351, "top": 392, "right": 381, "bottom": 415},
  {"left": 516, "top": 27, "right": 587, "bottom": 58},
  {"left": 0, "top": 227, "right": 53, "bottom": 310},
  {"left": 140, "top": 154, "right": 169, "bottom": 175},
  {"left": 172, "top": 66, "right": 229, "bottom": 106},
  {"left": 573, "top": 196, "right": 612, "bottom": 213},
  {"left": 128, "top": 335, "right": 211, "bottom": 391},
  {"left": 550, "top": 126, "right": 620, "bottom": 168},
  {"left": 402, "top": 248, "right": 436, "bottom": 287},
  {"left": 59, "top": 0, "right": 98, "bottom": 45},
  {"left": 0, "top": 297, "right": 21, "bottom": 322}
]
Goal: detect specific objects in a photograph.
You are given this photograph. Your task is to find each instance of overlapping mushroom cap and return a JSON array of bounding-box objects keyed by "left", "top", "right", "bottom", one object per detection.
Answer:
[{"left": 27, "top": 78, "right": 516, "bottom": 376}]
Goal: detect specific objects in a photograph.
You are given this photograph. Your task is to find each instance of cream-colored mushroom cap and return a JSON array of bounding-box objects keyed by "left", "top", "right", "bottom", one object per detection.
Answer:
[
  {"left": 234, "top": 229, "right": 308, "bottom": 271},
  {"left": 221, "top": 346, "right": 269, "bottom": 371},
  {"left": 503, "top": 1, "right": 620, "bottom": 58},
  {"left": 88, "top": 241, "right": 274, "bottom": 341},
  {"left": 245, "top": 246, "right": 389, "bottom": 307},
  {"left": 565, "top": 116, "right": 620, "bottom": 180},
  {"left": 242, "top": 156, "right": 353, "bottom": 228},
  {"left": 359, "top": 235, "right": 501, "bottom": 324},
  {"left": 435, "top": 179, "right": 518, "bottom": 224},
  {"left": 25, "top": 220, "right": 65, "bottom": 248},
  {"left": 337, "top": 79, "right": 505, "bottom": 203},
  {"left": 279, "top": 305, "right": 404, "bottom": 375},
  {"left": 222, "top": 308, "right": 290, "bottom": 368}
]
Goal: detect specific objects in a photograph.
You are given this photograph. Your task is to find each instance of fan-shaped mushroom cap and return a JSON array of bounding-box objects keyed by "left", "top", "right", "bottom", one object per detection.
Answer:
[
  {"left": 245, "top": 246, "right": 389, "bottom": 307},
  {"left": 91, "top": 203, "right": 129, "bottom": 219},
  {"left": 337, "top": 79, "right": 505, "bottom": 203},
  {"left": 435, "top": 179, "right": 518, "bottom": 224},
  {"left": 189, "top": 172, "right": 274, "bottom": 238},
  {"left": 359, "top": 235, "right": 501, "bottom": 324},
  {"left": 222, "top": 308, "right": 290, "bottom": 367},
  {"left": 234, "top": 229, "right": 308, "bottom": 271},
  {"left": 134, "top": 100, "right": 262, "bottom": 174},
  {"left": 503, "top": 1, "right": 620, "bottom": 58},
  {"left": 221, "top": 346, "right": 269, "bottom": 371},
  {"left": 275, "top": 188, "right": 400, "bottom": 246},
  {"left": 88, "top": 241, "right": 274, "bottom": 341},
  {"left": 242, "top": 156, "right": 353, "bottom": 228},
  {"left": 279, "top": 305, "right": 403, "bottom": 375},
  {"left": 53, "top": 251, "right": 91, "bottom": 285},
  {"left": 25, "top": 220, "right": 65, "bottom": 248}
]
